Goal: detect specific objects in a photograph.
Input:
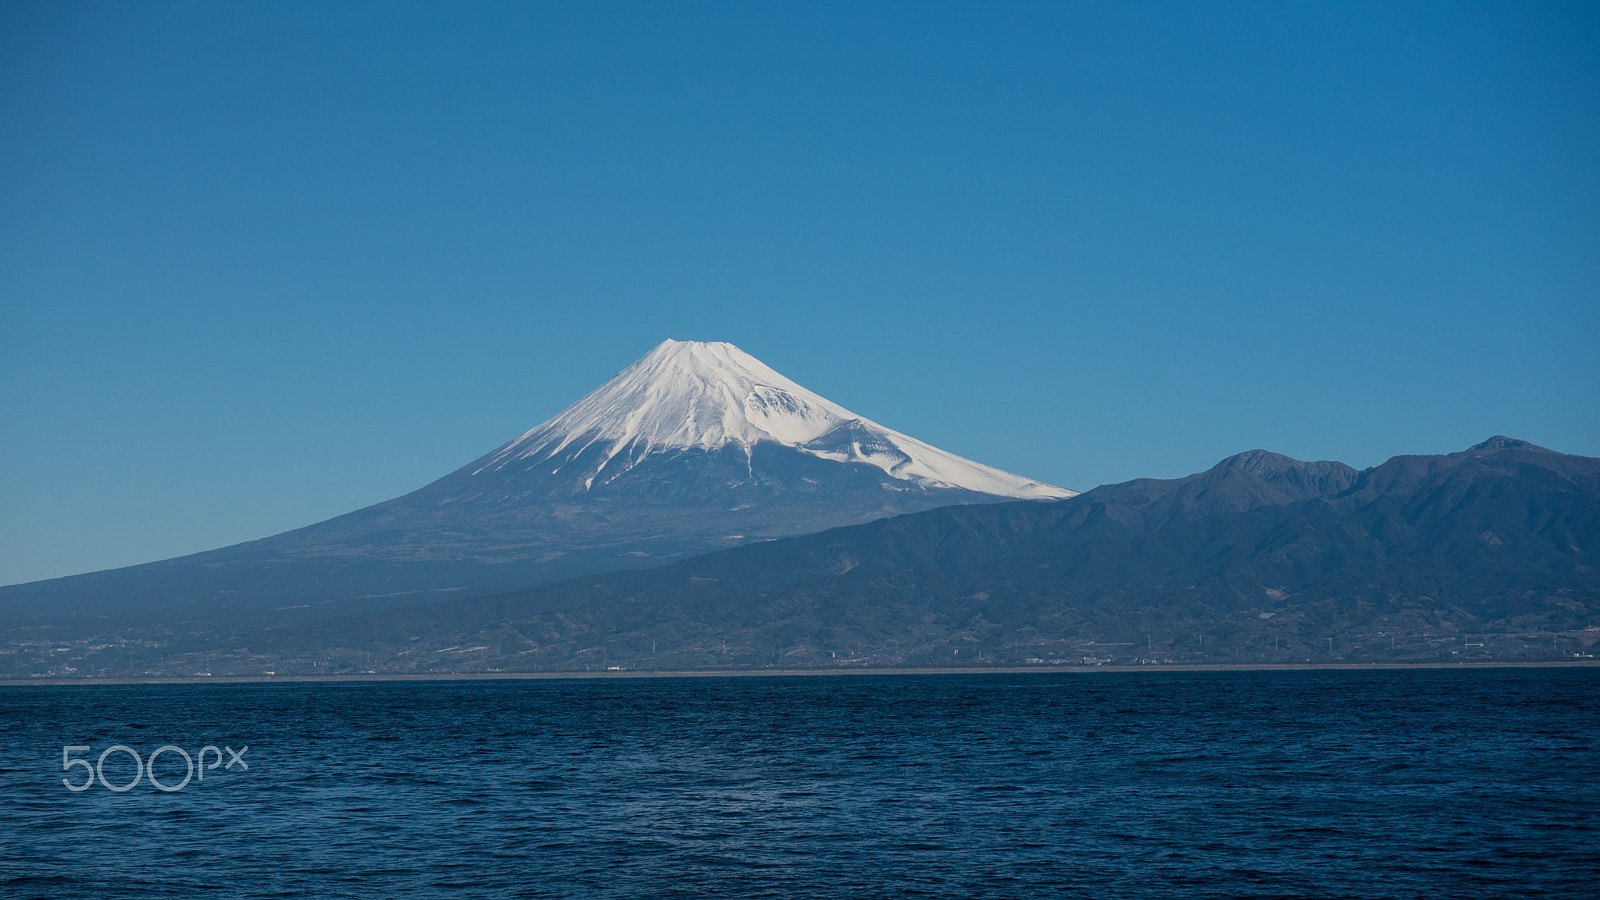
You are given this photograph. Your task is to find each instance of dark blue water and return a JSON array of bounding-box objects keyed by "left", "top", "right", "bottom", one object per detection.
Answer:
[{"left": 2, "top": 669, "right": 1596, "bottom": 898}]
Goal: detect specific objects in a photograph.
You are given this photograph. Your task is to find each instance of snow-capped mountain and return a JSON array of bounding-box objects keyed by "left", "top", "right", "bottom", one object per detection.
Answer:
[
  {"left": 479, "top": 339, "right": 1071, "bottom": 500},
  {"left": 1, "top": 339, "right": 1074, "bottom": 634}
]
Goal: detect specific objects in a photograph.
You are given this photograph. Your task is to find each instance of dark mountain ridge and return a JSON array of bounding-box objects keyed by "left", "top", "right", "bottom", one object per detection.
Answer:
[{"left": 111, "top": 436, "right": 1600, "bottom": 677}]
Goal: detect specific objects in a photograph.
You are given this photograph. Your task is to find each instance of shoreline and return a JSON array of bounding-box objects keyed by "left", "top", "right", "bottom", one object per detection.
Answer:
[{"left": 4, "top": 658, "right": 1598, "bottom": 687}]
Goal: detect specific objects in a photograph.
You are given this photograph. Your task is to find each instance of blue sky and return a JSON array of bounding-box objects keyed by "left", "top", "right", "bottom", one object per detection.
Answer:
[{"left": 3, "top": 0, "right": 1597, "bottom": 585}]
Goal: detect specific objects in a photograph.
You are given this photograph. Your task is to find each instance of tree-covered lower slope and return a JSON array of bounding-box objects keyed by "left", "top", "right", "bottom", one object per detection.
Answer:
[{"left": 33, "top": 438, "right": 1600, "bottom": 676}]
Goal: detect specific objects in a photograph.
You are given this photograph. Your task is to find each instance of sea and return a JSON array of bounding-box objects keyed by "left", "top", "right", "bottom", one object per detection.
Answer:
[{"left": 2, "top": 667, "right": 1596, "bottom": 898}]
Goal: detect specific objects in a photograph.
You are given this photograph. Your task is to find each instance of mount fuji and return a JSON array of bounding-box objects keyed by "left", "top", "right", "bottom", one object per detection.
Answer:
[
  {"left": 476, "top": 339, "right": 1069, "bottom": 500},
  {"left": 2, "top": 340, "right": 1072, "bottom": 636}
]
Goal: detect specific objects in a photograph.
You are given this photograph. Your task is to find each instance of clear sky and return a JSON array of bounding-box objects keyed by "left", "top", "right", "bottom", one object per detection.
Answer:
[{"left": 3, "top": 1, "right": 1597, "bottom": 586}]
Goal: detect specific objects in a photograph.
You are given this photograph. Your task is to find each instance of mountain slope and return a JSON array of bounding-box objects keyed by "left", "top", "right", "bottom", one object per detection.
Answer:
[
  {"left": 480, "top": 340, "right": 1068, "bottom": 499},
  {"left": 189, "top": 438, "right": 1600, "bottom": 674},
  {"left": 0, "top": 340, "right": 1072, "bottom": 636}
]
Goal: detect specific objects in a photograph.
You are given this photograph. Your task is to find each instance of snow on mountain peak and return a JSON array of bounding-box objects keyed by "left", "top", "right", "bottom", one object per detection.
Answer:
[{"left": 480, "top": 339, "right": 1075, "bottom": 500}]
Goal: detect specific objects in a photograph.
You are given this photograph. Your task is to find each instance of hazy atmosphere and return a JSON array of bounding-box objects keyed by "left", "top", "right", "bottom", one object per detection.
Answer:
[{"left": 3, "top": 0, "right": 1597, "bottom": 586}]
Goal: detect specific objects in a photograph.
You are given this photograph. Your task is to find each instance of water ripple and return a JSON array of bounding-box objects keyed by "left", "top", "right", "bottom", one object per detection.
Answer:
[{"left": 1, "top": 668, "right": 1596, "bottom": 898}]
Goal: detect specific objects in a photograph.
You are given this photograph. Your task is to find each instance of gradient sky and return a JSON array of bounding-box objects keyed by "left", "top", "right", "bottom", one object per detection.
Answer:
[{"left": 3, "top": 0, "right": 1597, "bottom": 586}]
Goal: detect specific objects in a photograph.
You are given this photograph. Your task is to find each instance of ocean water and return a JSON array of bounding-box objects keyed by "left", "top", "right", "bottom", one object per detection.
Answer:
[{"left": 1, "top": 668, "right": 1596, "bottom": 898}]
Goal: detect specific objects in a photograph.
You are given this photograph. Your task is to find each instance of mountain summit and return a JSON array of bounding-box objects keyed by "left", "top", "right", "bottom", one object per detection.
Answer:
[
  {"left": 2, "top": 339, "right": 1073, "bottom": 636},
  {"left": 480, "top": 339, "right": 1070, "bottom": 500}
]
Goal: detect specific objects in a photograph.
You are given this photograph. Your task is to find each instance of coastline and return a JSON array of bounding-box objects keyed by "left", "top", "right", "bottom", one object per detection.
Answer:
[{"left": 4, "top": 658, "right": 1598, "bottom": 687}]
